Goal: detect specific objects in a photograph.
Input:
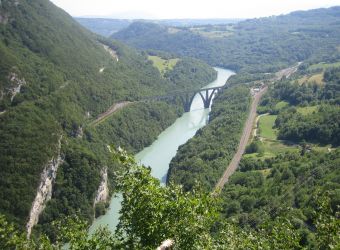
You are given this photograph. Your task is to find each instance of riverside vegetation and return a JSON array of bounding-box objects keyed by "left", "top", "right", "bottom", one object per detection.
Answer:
[{"left": 164, "top": 63, "right": 340, "bottom": 248}]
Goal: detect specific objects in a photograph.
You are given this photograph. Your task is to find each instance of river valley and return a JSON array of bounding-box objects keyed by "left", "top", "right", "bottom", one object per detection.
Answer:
[{"left": 90, "top": 67, "right": 234, "bottom": 232}]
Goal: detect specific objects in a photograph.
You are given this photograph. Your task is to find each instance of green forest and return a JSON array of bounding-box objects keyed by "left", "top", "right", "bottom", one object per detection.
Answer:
[
  {"left": 162, "top": 33, "right": 340, "bottom": 248},
  {"left": 0, "top": 0, "right": 216, "bottom": 233}
]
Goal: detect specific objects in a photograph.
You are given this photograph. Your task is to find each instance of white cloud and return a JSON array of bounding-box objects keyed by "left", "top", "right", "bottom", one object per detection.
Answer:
[{"left": 50, "top": 0, "right": 340, "bottom": 19}]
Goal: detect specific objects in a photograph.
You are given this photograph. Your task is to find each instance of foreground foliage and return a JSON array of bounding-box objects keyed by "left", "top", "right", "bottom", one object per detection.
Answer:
[{"left": 0, "top": 149, "right": 338, "bottom": 249}]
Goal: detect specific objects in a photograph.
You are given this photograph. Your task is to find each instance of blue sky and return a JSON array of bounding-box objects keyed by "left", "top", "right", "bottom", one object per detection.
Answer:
[{"left": 51, "top": 0, "right": 340, "bottom": 19}]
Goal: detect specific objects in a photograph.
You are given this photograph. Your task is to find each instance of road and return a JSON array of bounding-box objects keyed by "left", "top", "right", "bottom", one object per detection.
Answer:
[
  {"left": 90, "top": 101, "right": 132, "bottom": 126},
  {"left": 214, "top": 87, "right": 268, "bottom": 191},
  {"left": 274, "top": 62, "right": 301, "bottom": 80},
  {"left": 214, "top": 63, "right": 300, "bottom": 192}
]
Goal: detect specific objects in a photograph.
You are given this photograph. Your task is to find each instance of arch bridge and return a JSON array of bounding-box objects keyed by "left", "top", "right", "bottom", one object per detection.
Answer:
[{"left": 143, "top": 86, "right": 225, "bottom": 112}]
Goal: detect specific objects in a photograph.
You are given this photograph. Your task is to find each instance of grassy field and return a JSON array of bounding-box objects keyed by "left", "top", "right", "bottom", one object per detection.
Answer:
[
  {"left": 245, "top": 139, "right": 299, "bottom": 160},
  {"left": 246, "top": 105, "right": 325, "bottom": 161},
  {"left": 248, "top": 114, "right": 299, "bottom": 158},
  {"left": 275, "top": 101, "right": 289, "bottom": 110},
  {"left": 148, "top": 56, "right": 179, "bottom": 75},
  {"left": 297, "top": 106, "right": 319, "bottom": 115},
  {"left": 297, "top": 73, "right": 324, "bottom": 85},
  {"left": 263, "top": 139, "right": 299, "bottom": 155},
  {"left": 308, "top": 62, "right": 340, "bottom": 71},
  {"left": 259, "top": 115, "right": 278, "bottom": 140}
]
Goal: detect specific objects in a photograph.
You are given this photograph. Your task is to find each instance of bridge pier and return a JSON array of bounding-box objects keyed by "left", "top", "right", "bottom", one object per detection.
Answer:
[
  {"left": 181, "top": 93, "right": 196, "bottom": 112},
  {"left": 198, "top": 88, "right": 219, "bottom": 109}
]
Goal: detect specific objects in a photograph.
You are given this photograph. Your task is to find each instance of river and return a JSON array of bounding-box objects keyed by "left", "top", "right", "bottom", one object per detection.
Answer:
[{"left": 90, "top": 67, "right": 234, "bottom": 232}]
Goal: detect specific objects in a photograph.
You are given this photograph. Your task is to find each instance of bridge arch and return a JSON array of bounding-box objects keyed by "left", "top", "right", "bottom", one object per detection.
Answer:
[
  {"left": 140, "top": 86, "right": 225, "bottom": 112},
  {"left": 180, "top": 87, "right": 222, "bottom": 112}
]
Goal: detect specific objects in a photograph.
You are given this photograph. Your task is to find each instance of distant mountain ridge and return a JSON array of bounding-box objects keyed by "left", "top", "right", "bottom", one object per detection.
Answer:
[
  {"left": 112, "top": 6, "right": 340, "bottom": 73},
  {"left": 75, "top": 18, "right": 243, "bottom": 37}
]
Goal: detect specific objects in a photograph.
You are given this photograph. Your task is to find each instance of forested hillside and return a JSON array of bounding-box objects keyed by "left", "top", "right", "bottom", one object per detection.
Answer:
[
  {"left": 111, "top": 5, "right": 340, "bottom": 248},
  {"left": 0, "top": 0, "right": 216, "bottom": 233},
  {"left": 113, "top": 7, "right": 340, "bottom": 73}
]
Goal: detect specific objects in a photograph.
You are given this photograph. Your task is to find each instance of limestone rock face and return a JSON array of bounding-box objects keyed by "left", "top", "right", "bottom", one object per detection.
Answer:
[
  {"left": 94, "top": 167, "right": 109, "bottom": 205},
  {"left": 26, "top": 137, "right": 63, "bottom": 237}
]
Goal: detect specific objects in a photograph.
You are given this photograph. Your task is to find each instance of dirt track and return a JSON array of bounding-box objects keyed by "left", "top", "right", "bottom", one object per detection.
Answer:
[
  {"left": 214, "top": 87, "right": 268, "bottom": 191},
  {"left": 90, "top": 101, "right": 132, "bottom": 126}
]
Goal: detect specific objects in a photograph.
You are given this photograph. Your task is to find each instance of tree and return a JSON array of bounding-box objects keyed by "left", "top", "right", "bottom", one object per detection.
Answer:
[{"left": 113, "top": 147, "right": 219, "bottom": 249}]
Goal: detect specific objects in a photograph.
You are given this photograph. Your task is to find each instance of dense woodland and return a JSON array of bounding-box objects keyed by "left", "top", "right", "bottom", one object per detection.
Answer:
[
  {"left": 217, "top": 66, "right": 340, "bottom": 248},
  {"left": 221, "top": 150, "right": 339, "bottom": 248},
  {"left": 0, "top": 0, "right": 216, "bottom": 232},
  {"left": 275, "top": 105, "right": 340, "bottom": 145}
]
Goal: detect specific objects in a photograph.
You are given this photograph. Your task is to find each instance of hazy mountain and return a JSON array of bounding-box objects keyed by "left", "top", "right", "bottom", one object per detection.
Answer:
[
  {"left": 75, "top": 17, "right": 243, "bottom": 37},
  {"left": 112, "top": 6, "right": 340, "bottom": 73}
]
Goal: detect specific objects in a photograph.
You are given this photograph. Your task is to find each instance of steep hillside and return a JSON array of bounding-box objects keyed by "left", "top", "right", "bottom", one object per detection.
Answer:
[
  {"left": 0, "top": 0, "right": 216, "bottom": 233},
  {"left": 113, "top": 7, "right": 340, "bottom": 73}
]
